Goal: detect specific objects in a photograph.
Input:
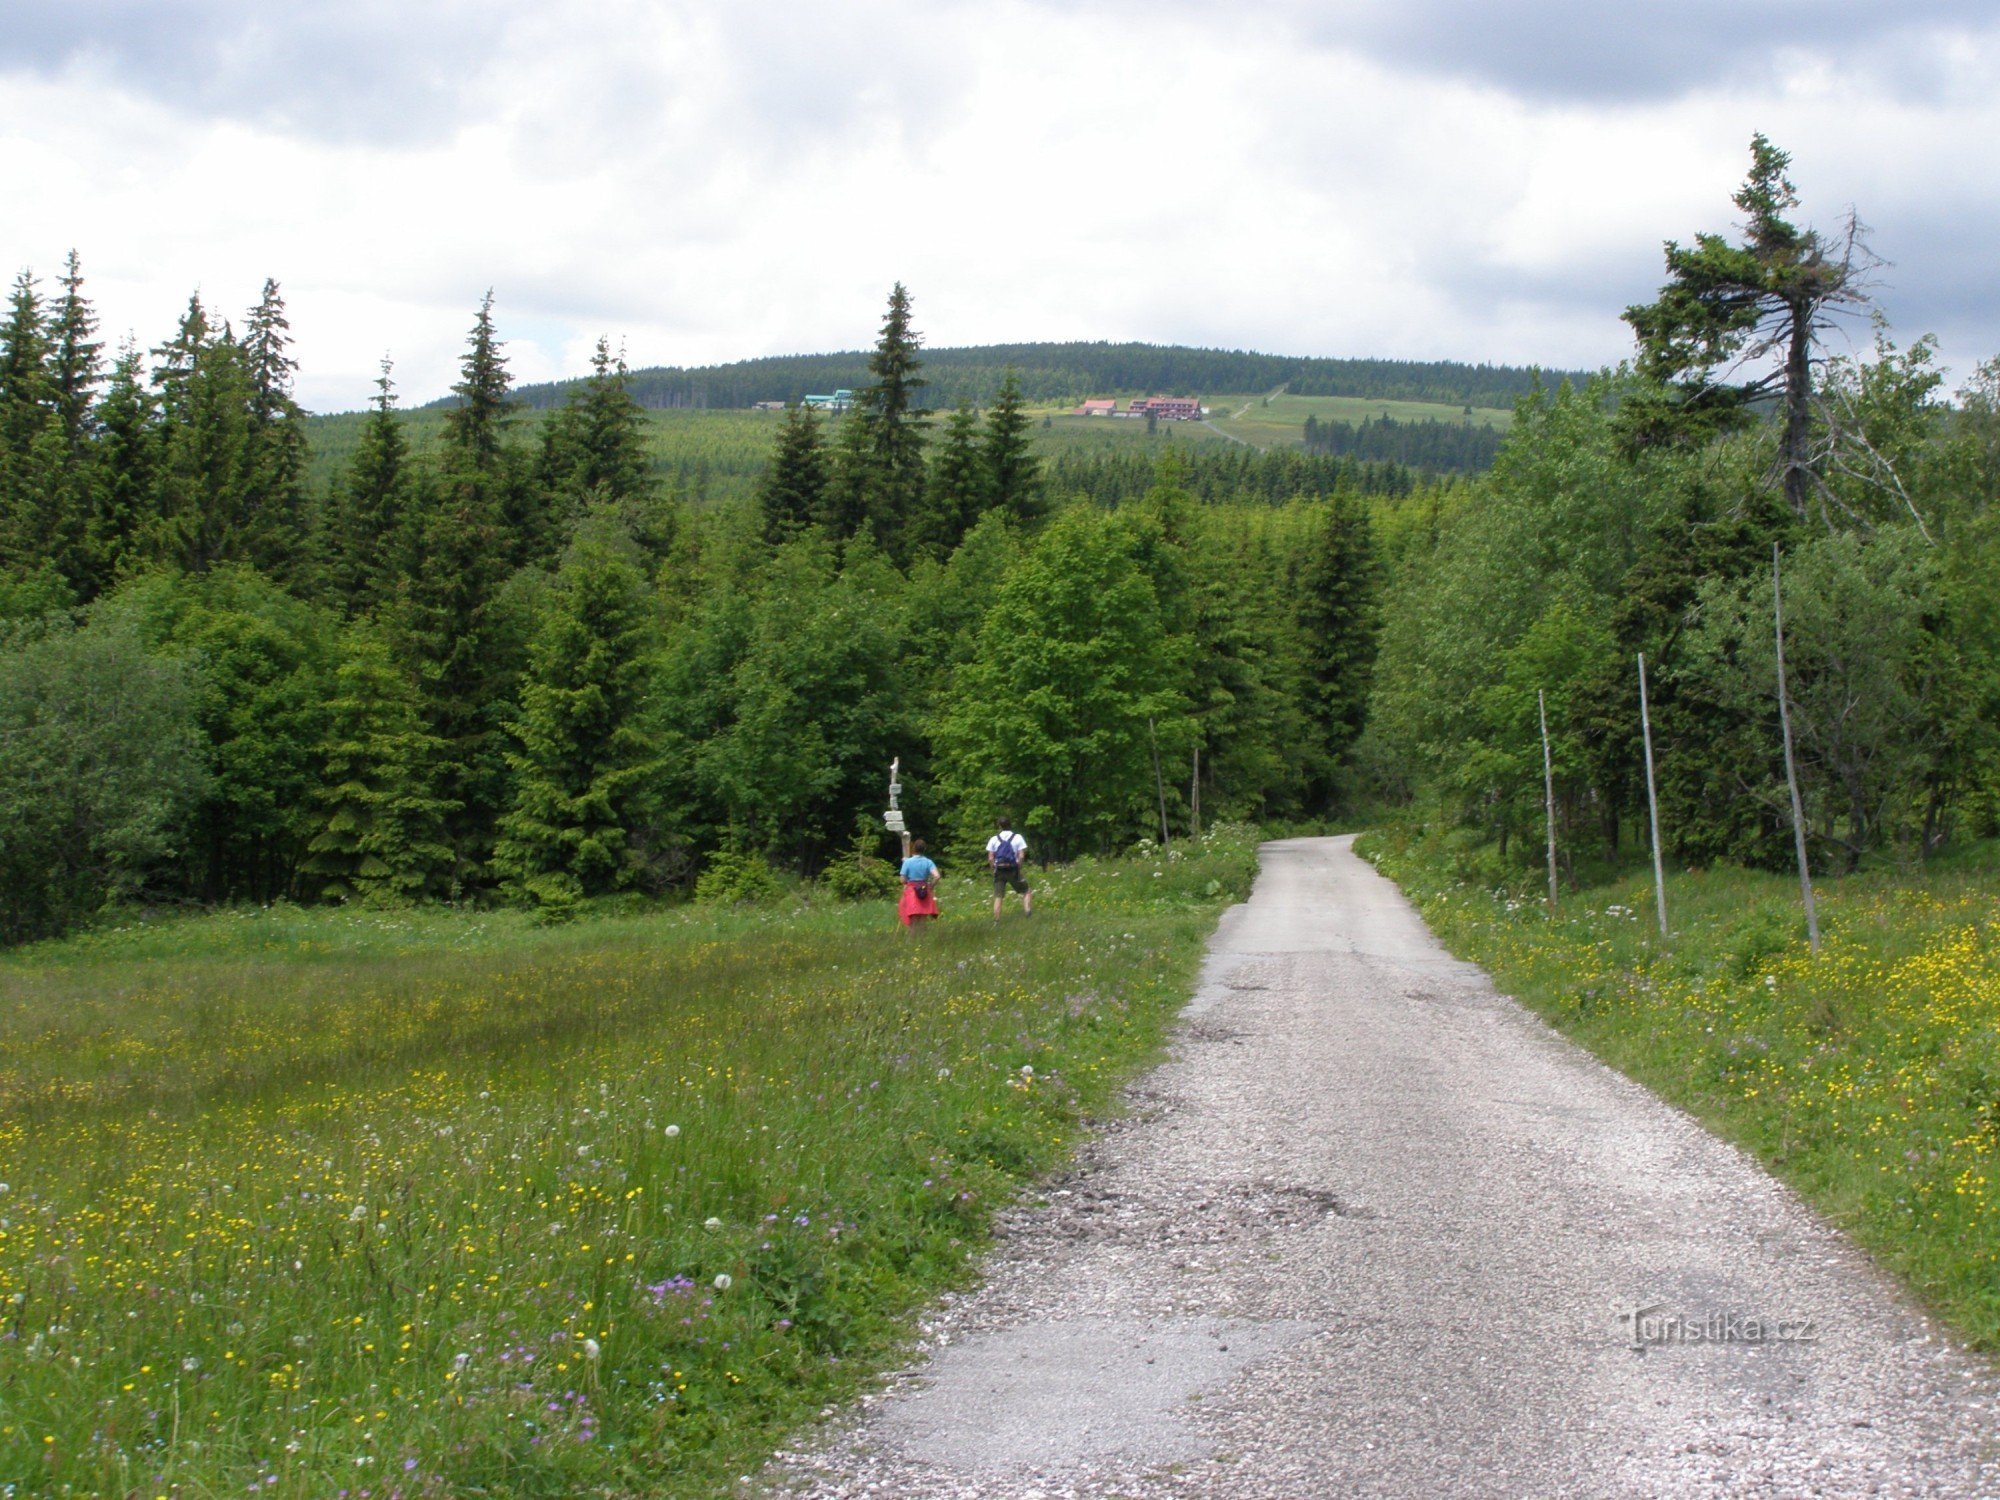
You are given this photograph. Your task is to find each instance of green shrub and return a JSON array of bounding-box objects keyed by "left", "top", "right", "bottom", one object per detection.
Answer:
[
  {"left": 693, "top": 849, "right": 784, "bottom": 904},
  {"left": 822, "top": 851, "right": 902, "bottom": 902},
  {"left": 0, "top": 617, "right": 210, "bottom": 943}
]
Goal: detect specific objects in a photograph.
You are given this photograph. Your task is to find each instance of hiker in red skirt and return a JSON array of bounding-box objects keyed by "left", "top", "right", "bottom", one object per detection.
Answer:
[{"left": 899, "top": 839, "right": 940, "bottom": 927}]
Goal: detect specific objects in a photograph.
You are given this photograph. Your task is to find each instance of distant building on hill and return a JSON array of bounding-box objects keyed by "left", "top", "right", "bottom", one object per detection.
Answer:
[
  {"left": 1073, "top": 398, "right": 1119, "bottom": 416},
  {"left": 1129, "top": 395, "right": 1203, "bottom": 421},
  {"left": 751, "top": 400, "right": 787, "bottom": 411},
  {"left": 803, "top": 389, "right": 855, "bottom": 412}
]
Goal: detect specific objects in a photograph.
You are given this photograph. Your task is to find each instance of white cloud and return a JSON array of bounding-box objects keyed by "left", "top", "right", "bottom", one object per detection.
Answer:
[{"left": 2, "top": 0, "right": 1995, "bottom": 412}]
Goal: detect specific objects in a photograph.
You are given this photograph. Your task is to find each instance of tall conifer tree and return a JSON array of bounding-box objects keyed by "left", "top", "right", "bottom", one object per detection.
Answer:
[
  {"left": 0, "top": 270, "right": 62, "bottom": 574},
  {"left": 320, "top": 359, "right": 410, "bottom": 614},
  {"left": 49, "top": 253, "right": 101, "bottom": 454},
  {"left": 758, "top": 404, "right": 829, "bottom": 545},
  {"left": 301, "top": 629, "right": 457, "bottom": 905},
  {"left": 1297, "top": 493, "right": 1380, "bottom": 805},
  {"left": 915, "top": 400, "right": 986, "bottom": 559},
  {"left": 984, "top": 370, "right": 1043, "bottom": 527},
  {"left": 858, "top": 282, "right": 929, "bottom": 558},
  {"left": 494, "top": 523, "right": 662, "bottom": 911},
  {"left": 539, "top": 337, "right": 654, "bottom": 535},
  {"left": 84, "top": 341, "right": 158, "bottom": 591}
]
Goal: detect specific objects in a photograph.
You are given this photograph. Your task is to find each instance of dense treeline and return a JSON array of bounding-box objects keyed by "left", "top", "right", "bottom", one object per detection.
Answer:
[
  {"left": 1303, "top": 412, "right": 1505, "bottom": 474},
  {"left": 1044, "top": 446, "right": 1426, "bottom": 507},
  {"left": 1361, "top": 137, "right": 2000, "bottom": 885},
  {"left": 501, "top": 341, "right": 1577, "bottom": 414},
  {"left": 10, "top": 134, "right": 1985, "bottom": 945},
  {"left": 0, "top": 273, "right": 1389, "bottom": 942}
]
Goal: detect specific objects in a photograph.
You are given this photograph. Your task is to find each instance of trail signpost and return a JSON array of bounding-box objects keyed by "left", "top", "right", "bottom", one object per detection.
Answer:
[{"left": 885, "top": 757, "right": 910, "bottom": 859}]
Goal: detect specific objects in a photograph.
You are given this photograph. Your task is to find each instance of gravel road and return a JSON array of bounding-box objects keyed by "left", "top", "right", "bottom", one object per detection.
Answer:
[{"left": 767, "top": 836, "right": 2000, "bottom": 1497}]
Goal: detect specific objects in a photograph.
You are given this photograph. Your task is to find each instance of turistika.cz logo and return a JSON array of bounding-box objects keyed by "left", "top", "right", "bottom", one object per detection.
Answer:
[{"left": 1617, "top": 1302, "right": 1818, "bottom": 1349}]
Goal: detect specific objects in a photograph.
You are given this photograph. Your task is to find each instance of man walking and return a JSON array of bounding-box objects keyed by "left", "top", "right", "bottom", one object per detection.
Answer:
[{"left": 987, "top": 817, "right": 1032, "bottom": 921}]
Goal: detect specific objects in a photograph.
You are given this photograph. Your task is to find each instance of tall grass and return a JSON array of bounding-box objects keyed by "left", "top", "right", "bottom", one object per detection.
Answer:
[
  {"left": 0, "top": 829, "right": 1258, "bottom": 1497},
  {"left": 1361, "top": 825, "right": 2000, "bottom": 1351}
]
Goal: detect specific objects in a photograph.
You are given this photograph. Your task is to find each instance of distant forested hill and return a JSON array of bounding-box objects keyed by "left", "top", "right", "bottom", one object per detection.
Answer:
[{"left": 491, "top": 342, "right": 1583, "bottom": 413}]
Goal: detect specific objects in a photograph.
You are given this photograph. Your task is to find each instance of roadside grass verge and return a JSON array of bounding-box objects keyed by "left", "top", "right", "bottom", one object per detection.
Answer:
[
  {"left": 1359, "top": 824, "right": 2000, "bottom": 1352},
  {"left": 0, "top": 827, "right": 1258, "bottom": 1497}
]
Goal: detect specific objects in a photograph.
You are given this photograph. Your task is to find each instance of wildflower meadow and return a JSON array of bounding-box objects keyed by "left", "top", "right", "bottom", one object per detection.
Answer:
[{"left": 0, "top": 829, "right": 1257, "bottom": 1497}]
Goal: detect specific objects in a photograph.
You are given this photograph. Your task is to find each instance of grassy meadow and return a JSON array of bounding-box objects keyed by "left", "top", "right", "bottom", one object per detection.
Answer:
[
  {"left": 1204, "top": 391, "right": 1514, "bottom": 449},
  {"left": 302, "top": 388, "right": 1508, "bottom": 500},
  {"left": 0, "top": 830, "right": 1257, "bottom": 1497},
  {"left": 1360, "top": 825, "right": 2000, "bottom": 1351}
]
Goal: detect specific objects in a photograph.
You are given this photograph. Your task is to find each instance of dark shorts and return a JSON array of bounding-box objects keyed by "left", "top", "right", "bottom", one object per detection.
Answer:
[{"left": 992, "top": 865, "right": 1029, "bottom": 896}]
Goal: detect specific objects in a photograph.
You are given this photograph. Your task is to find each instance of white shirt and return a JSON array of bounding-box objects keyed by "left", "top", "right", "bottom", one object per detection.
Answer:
[{"left": 987, "top": 831, "right": 1026, "bottom": 862}]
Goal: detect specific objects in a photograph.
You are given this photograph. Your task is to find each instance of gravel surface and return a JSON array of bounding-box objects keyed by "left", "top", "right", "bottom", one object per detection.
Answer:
[{"left": 765, "top": 836, "right": 2000, "bottom": 1498}]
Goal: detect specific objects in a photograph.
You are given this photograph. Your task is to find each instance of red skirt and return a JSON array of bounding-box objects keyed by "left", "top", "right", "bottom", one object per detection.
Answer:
[{"left": 899, "top": 881, "right": 939, "bottom": 924}]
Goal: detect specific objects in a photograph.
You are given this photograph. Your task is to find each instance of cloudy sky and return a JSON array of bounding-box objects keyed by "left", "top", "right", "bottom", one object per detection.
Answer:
[{"left": 4, "top": 1, "right": 1996, "bottom": 412}]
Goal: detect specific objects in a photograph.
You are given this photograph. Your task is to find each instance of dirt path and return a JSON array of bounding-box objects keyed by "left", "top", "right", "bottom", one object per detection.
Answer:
[{"left": 768, "top": 836, "right": 2000, "bottom": 1497}]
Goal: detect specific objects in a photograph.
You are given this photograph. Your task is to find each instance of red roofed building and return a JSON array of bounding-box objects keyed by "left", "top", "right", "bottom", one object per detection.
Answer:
[{"left": 1129, "top": 395, "right": 1203, "bottom": 421}]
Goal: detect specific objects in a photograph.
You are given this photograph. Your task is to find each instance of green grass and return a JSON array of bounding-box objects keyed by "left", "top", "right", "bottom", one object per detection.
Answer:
[
  {"left": 1359, "top": 824, "right": 2000, "bottom": 1352},
  {"left": 302, "top": 392, "right": 1508, "bottom": 500},
  {"left": 0, "top": 829, "right": 1259, "bottom": 1496},
  {"left": 1205, "top": 392, "right": 1513, "bottom": 450}
]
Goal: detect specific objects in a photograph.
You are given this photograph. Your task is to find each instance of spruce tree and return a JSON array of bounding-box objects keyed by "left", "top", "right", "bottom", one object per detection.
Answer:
[
  {"left": 0, "top": 270, "right": 61, "bottom": 574},
  {"left": 395, "top": 467, "right": 512, "bottom": 887},
  {"left": 857, "top": 282, "right": 929, "bottom": 558},
  {"left": 757, "top": 403, "right": 829, "bottom": 545},
  {"left": 48, "top": 252, "right": 102, "bottom": 454},
  {"left": 984, "top": 370, "right": 1044, "bottom": 527},
  {"left": 320, "top": 359, "right": 410, "bottom": 614},
  {"left": 443, "top": 291, "right": 515, "bottom": 470},
  {"left": 151, "top": 305, "right": 253, "bottom": 574},
  {"left": 819, "top": 403, "right": 875, "bottom": 541},
  {"left": 395, "top": 296, "right": 538, "bottom": 879},
  {"left": 1296, "top": 493, "right": 1381, "bottom": 805},
  {"left": 239, "top": 278, "right": 308, "bottom": 575},
  {"left": 494, "top": 522, "right": 662, "bottom": 911},
  {"left": 1623, "top": 134, "right": 1872, "bottom": 520},
  {"left": 301, "top": 629, "right": 457, "bottom": 905},
  {"left": 914, "top": 400, "right": 986, "bottom": 558},
  {"left": 443, "top": 291, "right": 543, "bottom": 565},
  {"left": 538, "top": 337, "right": 654, "bottom": 538},
  {"left": 84, "top": 341, "right": 158, "bottom": 592}
]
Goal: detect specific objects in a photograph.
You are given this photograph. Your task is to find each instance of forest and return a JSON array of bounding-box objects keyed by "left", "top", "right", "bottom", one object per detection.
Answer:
[
  {"left": 2, "top": 133, "right": 1996, "bottom": 946},
  {"left": 1302, "top": 410, "right": 1506, "bottom": 472},
  {"left": 0, "top": 277, "right": 1382, "bottom": 942},
  {"left": 505, "top": 340, "right": 1577, "bottom": 413}
]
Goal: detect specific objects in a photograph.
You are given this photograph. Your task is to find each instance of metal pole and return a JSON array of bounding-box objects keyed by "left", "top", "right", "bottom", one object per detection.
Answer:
[
  {"left": 1539, "top": 689, "right": 1558, "bottom": 914},
  {"left": 1191, "top": 743, "right": 1201, "bottom": 838},
  {"left": 1773, "top": 544, "right": 1821, "bottom": 955},
  {"left": 1148, "top": 717, "right": 1171, "bottom": 850},
  {"left": 1638, "top": 653, "right": 1668, "bottom": 939}
]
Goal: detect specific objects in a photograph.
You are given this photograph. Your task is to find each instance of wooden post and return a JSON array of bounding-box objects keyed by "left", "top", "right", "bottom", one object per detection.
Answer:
[
  {"left": 1637, "top": 653, "right": 1668, "bottom": 939},
  {"left": 1148, "top": 717, "right": 1172, "bottom": 850},
  {"left": 1190, "top": 743, "right": 1201, "bottom": 838},
  {"left": 1772, "top": 545, "right": 1821, "bottom": 954},
  {"left": 1539, "top": 689, "right": 1558, "bottom": 915},
  {"left": 887, "top": 756, "right": 910, "bottom": 861}
]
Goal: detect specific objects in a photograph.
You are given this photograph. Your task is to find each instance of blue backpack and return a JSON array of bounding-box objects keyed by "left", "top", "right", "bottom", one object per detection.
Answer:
[{"left": 992, "top": 831, "right": 1020, "bottom": 869}]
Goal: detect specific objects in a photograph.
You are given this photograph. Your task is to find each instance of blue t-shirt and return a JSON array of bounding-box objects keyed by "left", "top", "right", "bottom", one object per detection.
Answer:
[{"left": 900, "top": 855, "right": 938, "bottom": 883}]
